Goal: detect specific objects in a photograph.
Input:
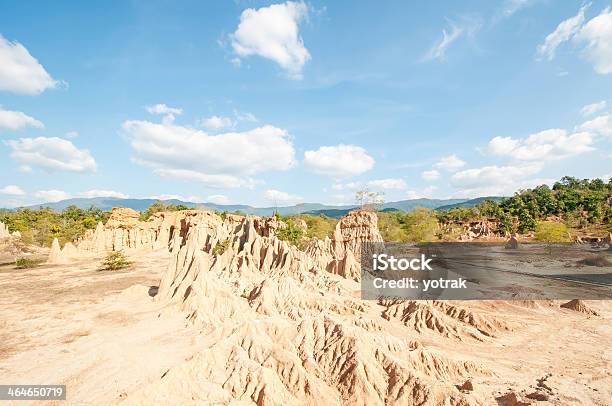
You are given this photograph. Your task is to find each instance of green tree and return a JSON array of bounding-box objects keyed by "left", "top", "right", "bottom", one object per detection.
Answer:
[{"left": 403, "top": 207, "right": 438, "bottom": 242}]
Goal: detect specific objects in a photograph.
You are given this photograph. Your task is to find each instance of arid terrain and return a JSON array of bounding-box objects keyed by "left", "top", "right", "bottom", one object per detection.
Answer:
[{"left": 0, "top": 209, "right": 610, "bottom": 405}]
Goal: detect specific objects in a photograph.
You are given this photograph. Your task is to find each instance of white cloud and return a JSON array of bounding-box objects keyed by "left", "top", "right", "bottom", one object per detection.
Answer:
[
  {"left": 487, "top": 129, "right": 595, "bottom": 161},
  {"left": 4, "top": 137, "right": 97, "bottom": 173},
  {"left": 0, "top": 107, "right": 44, "bottom": 131},
  {"left": 406, "top": 186, "right": 437, "bottom": 200},
  {"left": 578, "top": 113, "right": 612, "bottom": 138},
  {"left": 434, "top": 154, "right": 466, "bottom": 171},
  {"left": 367, "top": 178, "right": 407, "bottom": 190},
  {"left": 580, "top": 100, "right": 607, "bottom": 116},
  {"left": 0, "top": 35, "right": 58, "bottom": 95},
  {"left": 449, "top": 164, "right": 551, "bottom": 197},
  {"left": 230, "top": 1, "right": 311, "bottom": 79},
  {"left": 154, "top": 168, "right": 258, "bottom": 189},
  {"left": 303, "top": 144, "right": 374, "bottom": 178},
  {"left": 149, "top": 194, "right": 202, "bottom": 202},
  {"left": 0, "top": 185, "right": 25, "bottom": 196},
  {"left": 331, "top": 181, "right": 362, "bottom": 191},
  {"left": 123, "top": 120, "right": 295, "bottom": 188},
  {"left": 200, "top": 115, "right": 234, "bottom": 131},
  {"left": 207, "top": 194, "right": 231, "bottom": 205},
  {"left": 34, "top": 190, "right": 71, "bottom": 203},
  {"left": 65, "top": 130, "right": 79, "bottom": 138},
  {"left": 145, "top": 103, "right": 183, "bottom": 116},
  {"left": 575, "top": 7, "right": 612, "bottom": 74},
  {"left": 421, "top": 169, "right": 441, "bottom": 181},
  {"left": 537, "top": 4, "right": 588, "bottom": 60},
  {"left": 502, "top": 0, "right": 534, "bottom": 17},
  {"left": 234, "top": 110, "right": 258, "bottom": 122},
  {"left": 264, "top": 189, "right": 304, "bottom": 205},
  {"left": 423, "top": 22, "right": 464, "bottom": 62},
  {"left": 76, "top": 190, "right": 128, "bottom": 199}
]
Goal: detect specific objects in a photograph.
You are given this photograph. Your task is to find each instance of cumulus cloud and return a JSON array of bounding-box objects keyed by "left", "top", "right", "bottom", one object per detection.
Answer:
[
  {"left": 487, "top": 129, "right": 594, "bottom": 161},
  {"left": 207, "top": 194, "right": 231, "bottom": 205},
  {"left": 34, "top": 189, "right": 71, "bottom": 203},
  {"left": 0, "top": 107, "right": 44, "bottom": 131},
  {"left": 450, "top": 164, "right": 550, "bottom": 197},
  {"left": 580, "top": 100, "right": 607, "bottom": 116},
  {"left": 4, "top": 137, "right": 97, "bottom": 173},
  {"left": 0, "top": 185, "right": 25, "bottom": 196},
  {"left": 122, "top": 120, "right": 295, "bottom": 188},
  {"left": 537, "top": 4, "right": 589, "bottom": 60},
  {"left": 575, "top": 7, "right": 612, "bottom": 74},
  {"left": 578, "top": 113, "right": 612, "bottom": 138},
  {"left": 421, "top": 169, "right": 441, "bottom": 181},
  {"left": 537, "top": 6, "right": 612, "bottom": 75},
  {"left": 303, "top": 144, "right": 374, "bottom": 178},
  {"left": 0, "top": 35, "right": 59, "bottom": 95},
  {"left": 76, "top": 190, "right": 128, "bottom": 199},
  {"left": 154, "top": 168, "right": 258, "bottom": 189},
  {"left": 264, "top": 189, "right": 304, "bottom": 205},
  {"left": 230, "top": 1, "right": 311, "bottom": 79},
  {"left": 367, "top": 178, "right": 407, "bottom": 190},
  {"left": 434, "top": 154, "right": 466, "bottom": 171},
  {"left": 200, "top": 115, "right": 234, "bottom": 131}
]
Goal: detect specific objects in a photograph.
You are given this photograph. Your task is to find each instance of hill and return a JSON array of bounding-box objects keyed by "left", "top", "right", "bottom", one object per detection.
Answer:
[
  {"left": 436, "top": 196, "right": 505, "bottom": 210},
  {"left": 18, "top": 197, "right": 475, "bottom": 217}
]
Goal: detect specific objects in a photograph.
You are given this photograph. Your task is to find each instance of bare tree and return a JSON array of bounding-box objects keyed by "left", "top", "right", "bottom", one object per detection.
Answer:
[{"left": 355, "top": 189, "right": 385, "bottom": 211}]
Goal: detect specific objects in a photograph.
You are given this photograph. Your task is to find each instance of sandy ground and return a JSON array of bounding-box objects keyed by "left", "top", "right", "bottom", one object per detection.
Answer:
[
  {"left": 0, "top": 249, "right": 203, "bottom": 406},
  {"left": 0, "top": 248, "right": 610, "bottom": 405}
]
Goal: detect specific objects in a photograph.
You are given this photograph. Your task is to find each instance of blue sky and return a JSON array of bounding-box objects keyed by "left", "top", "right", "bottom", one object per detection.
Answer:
[{"left": 0, "top": 0, "right": 611, "bottom": 208}]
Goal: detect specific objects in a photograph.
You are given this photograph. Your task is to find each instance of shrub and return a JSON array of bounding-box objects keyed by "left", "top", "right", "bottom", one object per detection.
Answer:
[
  {"left": 276, "top": 219, "right": 304, "bottom": 244},
  {"left": 403, "top": 207, "right": 438, "bottom": 242},
  {"left": 140, "top": 201, "right": 189, "bottom": 221},
  {"left": 15, "top": 257, "right": 42, "bottom": 269},
  {"left": 212, "top": 239, "right": 230, "bottom": 255},
  {"left": 534, "top": 221, "right": 570, "bottom": 254},
  {"left": 101, "top": 251, "right": 131, "bottom": 271}
]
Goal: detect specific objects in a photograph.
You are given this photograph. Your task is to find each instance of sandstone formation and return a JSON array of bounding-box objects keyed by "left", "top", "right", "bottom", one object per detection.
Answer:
[
  {"left": 47, "top": 238, "right": 69, "bottom": 265},
  {"left": 75, "top": 208, "right": 200, "bottom": 253},
  {"left": 116, "top": 209, "right": 512, "bottom": 405},
  {"left": 560, "top": 299, "right": 599, "bottom": 316},
  {"left": 506, "top": 234, "right": 519, "bottom": 249},
  {"left": 0, "top": 222, "right": 9, "bottom": 238}
]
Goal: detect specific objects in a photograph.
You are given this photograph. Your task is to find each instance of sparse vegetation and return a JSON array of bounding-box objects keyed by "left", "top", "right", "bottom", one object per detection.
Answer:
[
  {"left": 140, "top": 201, "right": 189, "bottom": 221},
  {"left": 0, "top": 205, "right": 110, "bottom": 247},
  {"left": 291, "top": 214, "right": 337, "bottom": 239},
  {"left": 276, "top": 218, "right": 305, "bottom": 244},
  {"left": 100, "top": 251, "right": 131, "bottom": 271},
  {"left": 534, "top": 221, "right": 570, "bottom": 254},
  {"left": 14, "top": 257, "right": 43, "bottom": 269},
  {"left": 377, "top": 208, "right": 439, "bottom": 242},
  {"left": 212, "top": 239, "right": 230, "bottom": 255}
]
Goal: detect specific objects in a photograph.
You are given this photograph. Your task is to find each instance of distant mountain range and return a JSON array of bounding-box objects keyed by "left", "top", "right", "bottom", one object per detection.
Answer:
[{"left": 16, "top": 196, "right": 506, "bottom": 218}]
